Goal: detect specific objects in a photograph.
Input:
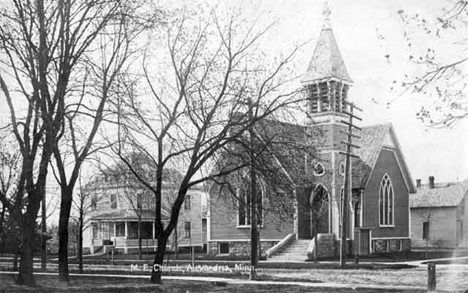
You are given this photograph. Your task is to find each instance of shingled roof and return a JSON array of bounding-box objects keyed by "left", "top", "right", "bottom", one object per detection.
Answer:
[
  {"left": 301, "top": 24, "right": 353, "bottom": 84},
  {"left": 351, "top": 124, "right": 390, "bottom": 188},
  {"left": 351, "top": 123, "right": 416, "bottom": 193},
  {"left": 227, "top": 119, "right": 414, "bottom": 194},
  {"left": 254, "top": 118, "right": 317, "bottom": 187},
  {"left": 410, "top": 180, "right": 468, "bottom": 208}
]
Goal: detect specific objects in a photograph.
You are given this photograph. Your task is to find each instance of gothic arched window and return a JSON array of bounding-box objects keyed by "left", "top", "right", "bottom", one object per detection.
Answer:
[
  {"left": 237, "top": 178, "right": 263, "bottom": 227},
  {"left": 379, "top": 174, "right": 394, "bottom": 226}
]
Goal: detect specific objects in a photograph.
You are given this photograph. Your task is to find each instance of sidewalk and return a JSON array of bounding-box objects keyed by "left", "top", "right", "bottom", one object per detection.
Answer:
[{"left": 0, "top": 270, "right": 427, "bottom": 292}]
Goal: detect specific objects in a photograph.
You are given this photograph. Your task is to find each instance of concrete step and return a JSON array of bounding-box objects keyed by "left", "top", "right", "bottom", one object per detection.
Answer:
[
  {"left": 280, "top": 250, "right": 307, "bottom": 254},
  {"left": 268, "top": 239, "right": 311, "bottom": 261}
]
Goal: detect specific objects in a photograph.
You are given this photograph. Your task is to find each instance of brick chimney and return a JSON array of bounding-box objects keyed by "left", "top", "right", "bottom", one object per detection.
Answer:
[
  {"left": 429, "top": 176, "right": 435, "bottom": 189},
  {"left": 416, "top": 179, "right": 421, "bottom": 188}
]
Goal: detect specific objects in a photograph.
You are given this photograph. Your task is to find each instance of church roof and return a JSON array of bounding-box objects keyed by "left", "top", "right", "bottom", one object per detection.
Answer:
[
  {"left": 254, "top": 119, "right": 316, "bottom": 187},
  {"left": 351, "top": 123, "right": 416, "bottom": 193},
  {"left": 216, "top": 118, "right": 415, "bottom": 195},
  {"left": 351, "top": 124, "right": 390, "bottom": 188},
  {"left": 410, "top": 180, "right": 468, "bottom": 208},
  {"left": 301, "top": 25, "right": 353, "bottom": 84}
]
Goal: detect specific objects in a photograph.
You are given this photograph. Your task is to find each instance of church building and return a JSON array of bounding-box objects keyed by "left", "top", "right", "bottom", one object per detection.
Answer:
[{"left": 208, "top": 6, "right": 416, "bottom": 260}]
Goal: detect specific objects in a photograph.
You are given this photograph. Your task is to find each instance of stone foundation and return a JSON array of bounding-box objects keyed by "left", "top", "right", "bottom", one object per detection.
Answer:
[
  {"left": 208, "top": 240, "right": 278, "bottom": 257},
  {"left": 372, "top": 238, "right": 411, "bottom": 253},
  {"left": 307, "top": 233, "right": 336, "bottom": 260}
]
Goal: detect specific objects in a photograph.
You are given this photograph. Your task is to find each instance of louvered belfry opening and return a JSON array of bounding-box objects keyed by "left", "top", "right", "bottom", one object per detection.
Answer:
[{"left": 306, "top": 80, "right": 349, "bottom": 115}]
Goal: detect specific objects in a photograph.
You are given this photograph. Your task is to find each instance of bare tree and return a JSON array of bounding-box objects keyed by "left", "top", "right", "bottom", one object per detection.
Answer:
[
  {"left": 120, "top": 185, "right": 153, "bottom": 260},
  {"left": 0, "top": 140, "right": 21, "bottom": 267},
  {"left": 0, "top": 0, "right": 158, "bottom": 285},
  {"left": 212, "top": 115, "right": 317, "bottom": 271},
  {"left": 70, "top": 174, "right": 97, "bottom": 274},
  {"left": 396, "top": 1, "right": 468, "bottom": 126},
  {"left": 114, "top": 9, "right": 304, "bottom": 283}
]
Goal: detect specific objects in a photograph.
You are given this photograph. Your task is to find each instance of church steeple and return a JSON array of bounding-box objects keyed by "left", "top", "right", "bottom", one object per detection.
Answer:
[{"left": 302, "top": 2, "right": 352, "bottom": 119}]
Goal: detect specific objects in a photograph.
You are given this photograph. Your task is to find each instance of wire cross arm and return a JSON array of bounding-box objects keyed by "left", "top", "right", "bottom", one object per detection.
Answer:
[
  {"left": 338, "top": 151, "right": 360, "bottom": 159},
  {"left": 340, "top": 120, "right": 362, "bottom": 130},
  {"left": 341, "top": 110, "right": 363, "bottom": 121},
  {"left": 340, "top": 141, "right": 360, "bottom": 149}
]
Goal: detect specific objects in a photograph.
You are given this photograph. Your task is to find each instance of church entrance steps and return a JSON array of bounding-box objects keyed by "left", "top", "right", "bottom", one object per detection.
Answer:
[{"left": 267, "top": 239, "right": 311, "bottom": 262}]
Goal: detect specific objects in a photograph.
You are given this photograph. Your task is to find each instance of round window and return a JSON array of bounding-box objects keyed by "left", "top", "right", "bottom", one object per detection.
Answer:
[
  {"left": 313, "top": 162, "right": 325, "bottom": 176},
  {"left": 339, "top": 161, "right": 345, "bottom": 176}
]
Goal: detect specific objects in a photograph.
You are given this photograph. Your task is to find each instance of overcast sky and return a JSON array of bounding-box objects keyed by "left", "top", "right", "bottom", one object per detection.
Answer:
[
  {"left": 1, "top": 0, "right": 467, "bottom": 185},
  {"left": 210, "top": 0, "right": 468, "bottom": 184}
]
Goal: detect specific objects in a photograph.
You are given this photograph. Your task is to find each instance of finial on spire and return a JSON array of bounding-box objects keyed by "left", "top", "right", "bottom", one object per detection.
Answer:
[{"left": 322, "top": 1, "right": 332, "bottom": 28}]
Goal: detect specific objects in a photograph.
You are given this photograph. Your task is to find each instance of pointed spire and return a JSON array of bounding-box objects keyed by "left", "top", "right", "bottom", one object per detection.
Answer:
[
  {"left": 322, "top": 1, "right": 331, "bottom": 29},
  {"left": 301, "top": 2, "right": 352, "bottom": 84}
]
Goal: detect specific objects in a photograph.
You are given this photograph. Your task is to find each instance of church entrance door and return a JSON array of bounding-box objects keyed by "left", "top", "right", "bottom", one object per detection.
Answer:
[{"left": 311, "top": 185, "right": 329, "bottom": 236}]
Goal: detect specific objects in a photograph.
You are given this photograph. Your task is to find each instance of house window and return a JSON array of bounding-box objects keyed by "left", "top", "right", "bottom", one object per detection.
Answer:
[
  {"left": 237, "top": 185, "right": 263, "bottom": 227},
  {"left": 460, "top": 223, "right": 464, "bottom": 241},
  {"left": 92, "top": 223, "right": 99, "bottom": 239},
  {"left": 115, "top": 222, "right": 125, "bottom": 237},
  {"left": 379, "top": 174, "right": 394, "bottom": 226},
  {"left": 141, "top": 222, "right": 153, "bottom": 239},
  {"left": 354, "top": 202, "right": 361, "bottom": 227},
  {"left": 219, "top": 242, "right": 230, "bottom": 254},
  {"left": 137, "top": 193, "right": 142, "bottom": 209},
  {"left": 184, "top": 221, "right": 191, "bottom": 238},
  {"left": 184, "top": 194, "right": 191, "bottom": 210},
  {"left": 313, "top": 162, "right": 325, "bottom": 176},
  {"left": 91, "top": 195, "right": 97, "bottom": 210},
  {"left": 110, "top": 194, "right": 117, "bottom": 209},
  {"left": 423, "top": 221, "right": 430, "bottom": 240},
  {"left": 128, "top": 222, "right": 138, "bottom": 239}
]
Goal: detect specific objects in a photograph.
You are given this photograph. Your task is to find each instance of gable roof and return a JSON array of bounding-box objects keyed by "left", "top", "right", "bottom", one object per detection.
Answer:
[
  {"left": 254, "top": 119, "right": 316, "bottom": 187},
  {"left": 301, "top": 25, "right": 353, "bottom": 84},
  {"left": 220, "top": 118, "right": 415, "bottom": 195},
  {"left": 410, "top": 180, "right": 468, "bottom": 208},
  {"left": 351, "top": 123, "right": 416, "bottom": 193}
]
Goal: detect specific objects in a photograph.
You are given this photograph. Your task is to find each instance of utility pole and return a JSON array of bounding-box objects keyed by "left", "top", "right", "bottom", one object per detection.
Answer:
[
  {"left": 339, "top": 102, "right": 362, "bottom": 268},
  {"left": 248, "top": 97, "right": 258, "bottom": 280}
]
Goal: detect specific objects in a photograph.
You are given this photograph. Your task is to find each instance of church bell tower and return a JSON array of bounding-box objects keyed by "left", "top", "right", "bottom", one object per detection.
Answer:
[
  {"left": 302, "top": 3, "right": 353, "bottom": 124},
  {"left": 301, "top": 3, "right": 354, "bottom": 239}
]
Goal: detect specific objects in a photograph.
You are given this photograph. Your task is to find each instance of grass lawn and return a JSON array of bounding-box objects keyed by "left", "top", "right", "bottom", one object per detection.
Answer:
[{"left": 0, "top": 274, "right": 425, "bottom": 293}]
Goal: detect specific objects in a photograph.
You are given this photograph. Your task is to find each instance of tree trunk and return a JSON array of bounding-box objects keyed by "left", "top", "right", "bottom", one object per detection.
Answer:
[
  {"left": 174, "top": 226, "right": 178, "bottom": 260},
  {"left": 78, "top": 213, "right": 84, "bottom": 273},
  {"left": 150, "top": 237, "right": 167, "bottom": 284},
  {"left": 16, "top": 219, "right": 36, "bottom": 286},
  {"left": 248, "top": 99, "right": 258, "bottom": 280},
  {"left": 313, "top": 221, "right": 318, "bottom": 263},
  {"left": 58, "top": 188, "right": 73, "bottom": 282},
  {"left": 0, "top": 207, "right": 4, "bottom": 257},
  {"left": 13, "top": 249, "right": 18, "bottom": 271},
  {"left": 41, "top": 191, "right": 47, "bottom": 271},
  {"left": 138, "top": 217, "right": 142, "bottom": 260}
]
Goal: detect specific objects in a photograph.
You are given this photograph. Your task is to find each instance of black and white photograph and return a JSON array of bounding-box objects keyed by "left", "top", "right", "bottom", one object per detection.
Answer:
[{"left": 0, "top": 0, "right": 468, "bottom": 292}]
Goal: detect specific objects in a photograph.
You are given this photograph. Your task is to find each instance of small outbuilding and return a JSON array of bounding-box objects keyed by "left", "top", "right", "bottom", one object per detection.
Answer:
[{"left": 410, "top": 177, "right": 468, "bottom": 249}]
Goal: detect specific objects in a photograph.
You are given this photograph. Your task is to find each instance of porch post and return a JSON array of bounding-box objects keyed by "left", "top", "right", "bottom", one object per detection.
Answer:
[
  {"left": 124, "top": 221, "right": 128, "bottom": 254},
  {"left": 154, "top": 221, "right": 157, "bottom": 252},
  {"left": 293, "top": 189, "right": 298, "bottom": 240}
]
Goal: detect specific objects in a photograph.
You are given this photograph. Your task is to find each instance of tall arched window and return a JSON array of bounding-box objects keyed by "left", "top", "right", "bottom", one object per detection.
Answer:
[
  {"left": 237, "top": 178, "right": 263, "bottom": 227},
  {"left": 379, "top": 174, "right": 394, "bottom": 226}
]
